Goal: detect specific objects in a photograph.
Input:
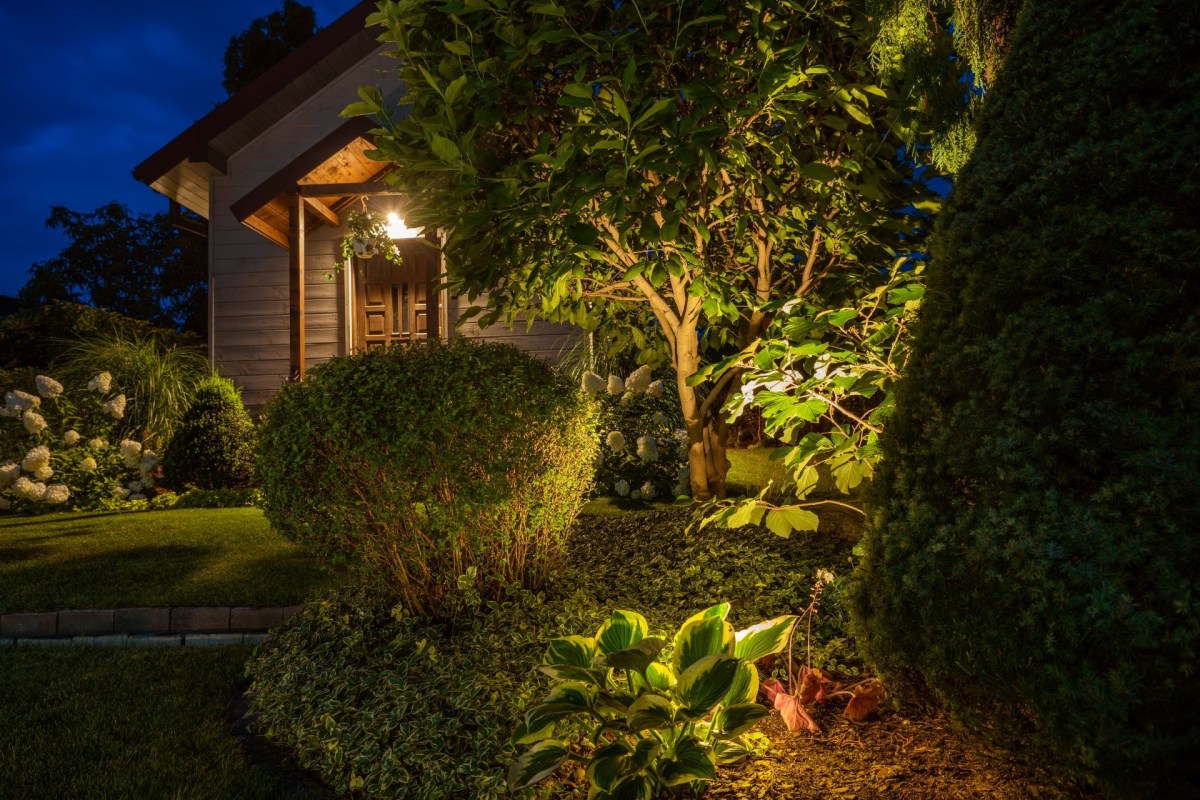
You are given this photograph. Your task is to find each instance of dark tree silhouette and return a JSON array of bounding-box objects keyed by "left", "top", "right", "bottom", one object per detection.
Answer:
[{"left": 222, "top": 0, "right": 317, "bottom": 95}]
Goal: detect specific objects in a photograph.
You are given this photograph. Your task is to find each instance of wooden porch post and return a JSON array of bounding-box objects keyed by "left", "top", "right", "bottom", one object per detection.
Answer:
[{"left": 288, "top": 192, "right": 306, "bottom": 379}]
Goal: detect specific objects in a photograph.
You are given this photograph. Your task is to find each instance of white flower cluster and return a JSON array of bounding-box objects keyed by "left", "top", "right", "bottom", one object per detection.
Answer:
[
  {"left": 103, "top": 394, "right": 127, "bottom": 419},
  {"left": 673, "top": 465, "right": 691, "bottom": 498},
  {"left": 22, "top": 411, "right": 47, "bottom": 435},
  {"left": 35, "top": 375, "right": 63, "bottom": 398},
  {"left": 636, "top": 435, "right": 659, "bottom": 462},
  {"left": 62, "top": 429, "right": 81, "bottom": 446},
  {"left": 0, "top": 462, "right": 19, "bottom": 488},
  {"left": 120, "top": 439, "right": 143, "bottom": 468},
  {"left": 13, "top": 476, "right": 46, "bottom": 501},
  {"left": 88, "top": 372, "right": 112, "bottom": 393},
  {"left": 21, "top": 446, "right": 51, "bottom": 473},
  {"left": 4, "top": 390, "right": 39, "bottom": 415},
  {"left": 605, "top": 431, "right": 626, "bottom": 451}
]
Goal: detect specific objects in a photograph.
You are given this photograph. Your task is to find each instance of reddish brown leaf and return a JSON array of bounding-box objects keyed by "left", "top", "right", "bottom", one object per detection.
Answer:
[
  {"left": 775, "top": 691, "right": 820, "bottom": 732},
  {"left": 760, "top": 678, "right": 787, "bottom": 704},
  {"left": 797, "top": 667, "right": 829, "bottom": 705},
  {"left": 844, "top": 681, "right": 885, "bottom": 722}
]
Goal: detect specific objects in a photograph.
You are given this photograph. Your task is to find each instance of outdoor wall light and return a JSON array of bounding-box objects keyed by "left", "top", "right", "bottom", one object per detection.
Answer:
[{"left": 386, "top": 212, "right": 422, "bottom": 240}]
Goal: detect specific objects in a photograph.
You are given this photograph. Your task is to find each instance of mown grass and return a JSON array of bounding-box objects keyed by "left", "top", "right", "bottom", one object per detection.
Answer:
[
  {"left": 0, "top": 508, "right": 336, "bottom": 612},
  {"left": 0, "top": 646, "right": 310, "bottom": 799}
]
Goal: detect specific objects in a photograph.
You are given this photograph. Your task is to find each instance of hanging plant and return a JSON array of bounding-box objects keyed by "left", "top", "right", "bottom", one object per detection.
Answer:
[{"left": 340, "top": 208, "right": 403, "bottom": 266}]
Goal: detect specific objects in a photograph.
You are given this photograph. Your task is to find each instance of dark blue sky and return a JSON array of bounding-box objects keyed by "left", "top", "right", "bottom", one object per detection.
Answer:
[{"left": 0, "top": 1, "right": 351, "bottom": 297}]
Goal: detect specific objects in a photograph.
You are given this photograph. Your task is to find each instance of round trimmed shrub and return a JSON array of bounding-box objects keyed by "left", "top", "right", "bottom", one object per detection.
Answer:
[
  {"left": 160, "top": 376, "right": 256, "bottom": 490},
  {"left": 256, "top": 339, "right": 596, "bottom": 616},
  {"left": 851, "top": 1, "right": 1200, "bottom": 795}
]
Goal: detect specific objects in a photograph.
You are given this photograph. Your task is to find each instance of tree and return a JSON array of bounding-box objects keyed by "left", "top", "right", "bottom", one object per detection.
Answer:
[
  {"left": 350, "top": 0, "right": 926, "bottom": 501},
  {"left": 852, "top": 0, "right": 1200, "bottom": 792},
  {"left": 18, "top": 203, "right": 207, "bottom": 335},
  {"left": 223, "top": 0, "right": 318, "bottom": 95}
]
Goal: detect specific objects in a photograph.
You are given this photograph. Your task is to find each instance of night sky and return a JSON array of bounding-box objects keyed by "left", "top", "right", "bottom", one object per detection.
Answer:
[{"left": 0, "top": 1, "right": 352, "bottom": 297}]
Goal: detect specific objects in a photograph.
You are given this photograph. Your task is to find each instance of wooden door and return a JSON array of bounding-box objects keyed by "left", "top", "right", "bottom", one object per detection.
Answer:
[{"left": 353, "top": 240, "right": 440, "bottom": 352}]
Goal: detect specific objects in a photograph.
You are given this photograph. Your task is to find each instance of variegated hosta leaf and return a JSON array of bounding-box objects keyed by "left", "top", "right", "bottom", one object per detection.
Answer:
[
  {"left": 595, "top": 610, "right": 648, "bottom": 654},
  {"left": 632, "top": 661, "right": 675, "bottom": 692},
  {"left": 509, "top": 716, "right": 556, "bottom": 746},
  {"left": 672, "top": 614, "right": 735, "bottom": 673},
  {"left": 537, "top": 663, "right": 603, "bottom": 685},
  {"left": 734, "top": 615, "right": 797, "bottom": 663},
  {"left": 712, "top": 702, "right": 768, "bottom": 739},
  {"left": 597, "top": 637, "right": 666, "bottom": 675},
  {"left": 524, "top": 681, "right": 595, "bottom": 731},
  {"left": 722, "top": 660, "right": 760, "bottom": 706},
  {"left": 675, "top": 654, "right": 740, "bottom": 717},
  {"left": 507, "top": 739, "right": 569, "bottom": 790},
  {"left": 586, "top": 740, "right": 632, "bottom": 790},
  {"left": 658, "top": 736, "right": 717, "bottom": 787},
  {"left": 545, "top": 635, "right": 598, "bottom": 668},
  {"left": 594, "top": 773, "right": 653, "bottom": 800},
  {"left": 626, "top": 693, "right": 675, "bottom": 731},
  {"left": 713, "top": 738, "right": 753, "bottom": 765},
  {"left": 680, "top": 602, "right": 730, "bottom": 626}
]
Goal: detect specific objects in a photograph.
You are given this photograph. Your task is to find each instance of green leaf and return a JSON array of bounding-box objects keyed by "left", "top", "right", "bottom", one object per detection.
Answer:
[
  {"left": 725, "top": 501, "right": 766, "bottom": 528},
  {"left": 444, "top": 74, "right": 467, "bottom": 106},
  {"left": 800, "top": 162, "right": 837, "bottom": 183},
  {"left": 626, "top": 693, "right": 675, "bottom": 731},
  {"left": 544, "top": 635, "right": 598, "bottom": 668},
  {"left": 632, "top": 661, "right": 675, "bottom": 692},
  {"left": 430, "top": 134, "right": 460, "bottom": 163},
  {"left": 722, "top": 660, "right": 760, "bottom": 706},
  {"left": 764, "top": 507, "right": 820, "bottom": 536},
  {"left": 567, "top": 221, "right": 600, "bottom": 245},
  {"left": 339, "top": 101, "right": 376, "bottom": 118},
  {"left": 658, "top": 736, "right": 717, "bottom": 786},
  {"left": 598, "top": 637, "right": 666, "bottom": 675},
  {"left": 714, "top": 738, "right": 752, "bottom": 764},
  {"left": 673, "top": 614, "right": 734, "bottom": 673},
  {"left": 631, "top": 97, "right": 675, "bottom": 129},
  {"left": 676, "top": 654, "right": 740, "bottom": 716},
  {"left": 510, "top": 716, "right": 557, "bottom": 746},
  {"left": 531, "top": 2, "right": 566, "bottom": 15},
  {"left": 507, "top": 740, "right": 569, "bottom": 789},
  {"left": 713, "top": 703, "right": 769, "bottom": 739},
  {"left": 444, "top": 39, "right": 470, "bottom": 56},
  {"left": 563, "top": 82, "right": 594, "bottom": 99},
  {"left": 596, "top": 610, "right": 648, "bottom": 654},
  {"left": 734, "top": 615, "right": 796, "bottom": 663},
  {"left": 524, "top": 682, "right": 595, "bottom": 730}
]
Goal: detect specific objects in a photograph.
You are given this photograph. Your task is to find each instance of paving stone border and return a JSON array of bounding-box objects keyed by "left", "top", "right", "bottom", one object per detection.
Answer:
[{"left": 0, "top": 605, "right": 301, "bottom": 647}]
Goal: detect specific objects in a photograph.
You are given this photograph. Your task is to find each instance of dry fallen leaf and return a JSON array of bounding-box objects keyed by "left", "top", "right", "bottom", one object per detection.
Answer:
[{"left": 844, "top": 681, "right": 886, "bottom": 722}]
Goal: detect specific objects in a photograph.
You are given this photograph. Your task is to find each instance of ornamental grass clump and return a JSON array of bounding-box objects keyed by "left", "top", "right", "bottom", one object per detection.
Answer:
[{"left": 256, "top": 340, "right": 597, "bottom": 616}]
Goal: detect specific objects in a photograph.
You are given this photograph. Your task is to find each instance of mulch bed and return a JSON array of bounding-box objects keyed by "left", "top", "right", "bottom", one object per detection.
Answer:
[{"left": 707, "top": 702, "right": 1099, "bottom": 800}]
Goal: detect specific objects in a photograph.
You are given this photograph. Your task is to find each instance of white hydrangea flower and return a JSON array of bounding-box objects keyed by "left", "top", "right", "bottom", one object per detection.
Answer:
[
  {"left": 619, "top": 391, "right": 636, "bottom": 407},
  {"left": 13, "top": 477, "right": 46, "bottom": 502},
  {"left": 35, "top": 375, "right": 64, "bottom": 398},
  {"left": 138, "top": 454, "right": 158, "bottom": 477},
  {"left": 651, "top": 411, "right": 669, "bottom": 426},
  {"left": 605, "top": 431, "right": 626, "bottom": 451},
  {"left": 646, "top": 379, "right": 664, "bottom": 398},
  {"left": 636, "top": 435, "right": 660, "bottom": 462},
  {"left": 0, "top": 462, "right": 19, "bottom": 488},
  {"left": 80, "top": 456, "right": 98, "bottom": 473},
  {"left": 0, "top": 497, "right": 10, "bottom": 511},
  {"left": 625, "top": 365, "right": 652, "bottom": 393},
  {"left": 606, "top": 374, "right": 625, "bottom": 395},
  {"left": 33, "top": 465, "right": 53, "bottom": 482},
  {"left": 21, "top": 446, "right": 51, "bottom": 473},
  {"left": 22, "top": 411, "right": 47, "bottom": 435},
  {"left": 120, "top": 439, "right": 143, "bottom": 468},
  {"left": 88, "top": 437, "right": 107, "bottom": 450},
  {"left": 614, "top": 479, "right": 630, "bottom": 497},
  {"left": 592, "top": 450, "right": 605, "bottom": 468},
  {"left": 5, "top": 390, "right": 39, "bottom": 414},
  {"left": 43, "top": 484, "right": 70, "bottom": 504},
  {"left": 580, "top": 371, "right": 606, "bottom": 395},
  {"left": 673, "top": 429, "right": 689, "bottom": 447},
  {"left": 88, "top": 372, "right": 113, "bottom": 393},
  {"left": 640, "top": 481, "right": 657, "bottom": 500},
  {"left": 114, "top": 486, "right": 131, "bottom": 500},
  {"left": 103, "top": 394, "right": 127, "bottom": 419},
  {"left": 62, "top": 429, "right": 81, "bottom": 446}
]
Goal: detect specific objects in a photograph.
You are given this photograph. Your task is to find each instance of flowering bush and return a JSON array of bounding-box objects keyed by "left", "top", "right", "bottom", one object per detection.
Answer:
[
  {"left": 0, "top": 371, "right": 158, "bottom": 513},
  {"left": 582, "top": 366, "right": 687, "bottom": 500}
]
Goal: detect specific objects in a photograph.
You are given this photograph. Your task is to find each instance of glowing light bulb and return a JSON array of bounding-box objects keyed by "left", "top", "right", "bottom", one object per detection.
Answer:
[{"left": 386, "top": 212, "right": 422, "bottom": 239}]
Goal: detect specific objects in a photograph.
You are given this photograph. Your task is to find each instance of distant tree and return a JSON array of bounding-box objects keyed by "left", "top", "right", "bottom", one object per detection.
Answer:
[
  {"left": 222, "top": 0, "right": 318, "bottom": 94},
  {"left": 18, "top": 203, "right": 207, "bottom": 335}
]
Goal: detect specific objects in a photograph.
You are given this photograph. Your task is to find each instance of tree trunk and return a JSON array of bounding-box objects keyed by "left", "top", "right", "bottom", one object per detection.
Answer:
[{"left": 674, "top": 327, "right": 731, "bottom": 502}]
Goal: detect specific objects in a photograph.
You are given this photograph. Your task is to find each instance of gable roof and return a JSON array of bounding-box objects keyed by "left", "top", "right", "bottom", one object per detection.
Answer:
[{"left": 133, "top": 0, "right": 380, "bottom": 218}]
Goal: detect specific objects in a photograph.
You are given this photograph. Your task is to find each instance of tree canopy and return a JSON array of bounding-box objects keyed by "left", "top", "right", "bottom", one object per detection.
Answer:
[
  {"left": 352, "top": 0, "right": 928, "bottom": 500},
  {"left": 222, "top": 0, "right": 318, "bottom": 95},
  {"left": 18, "top": 203, "right": 207, "bottom": 335}
]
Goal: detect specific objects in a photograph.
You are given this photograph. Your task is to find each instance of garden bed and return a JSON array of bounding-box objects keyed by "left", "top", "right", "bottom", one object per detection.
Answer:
[{"left": 0, "top": 508, "right": 335, "bottom": 612}]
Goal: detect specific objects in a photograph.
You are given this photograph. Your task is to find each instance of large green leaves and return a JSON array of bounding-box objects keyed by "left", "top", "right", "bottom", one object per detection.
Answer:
[
  {"left": 734, "top": 615, "right": 796, "bottom": 663},
  {"left": 524, "top": 681, "right": 595, "bottom": 731},
  {"left": 672, "top": 604, "right": 734, "bottom": 672},
  {"left": 676, "top": 654, "right": 740, "bottom": 716},
  {"left": 596, "top": 610, "right": 649, "bottom": 654},
  {"left": 626, "top": 694, "right": 674, "bottom": 731},
  {"left": 658, "top": 736, "right": 717, "bottom": 787},
  {"left": 507, "top": 740, "right": 569, "bottom": 789},
  {"left": 712, "top": 702, "right": 769, "bottom": 739}
]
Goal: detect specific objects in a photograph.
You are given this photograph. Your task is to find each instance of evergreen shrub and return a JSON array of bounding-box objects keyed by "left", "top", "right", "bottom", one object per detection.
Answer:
[
  {"left": 256, "top": 339, "right": 596, "bottom": 616},
  {"left": 851, "top": 2, "right": 1200, "bottom": 794},
  {"left": 161, "top": 377, "right": 256, "bottom": 491}
]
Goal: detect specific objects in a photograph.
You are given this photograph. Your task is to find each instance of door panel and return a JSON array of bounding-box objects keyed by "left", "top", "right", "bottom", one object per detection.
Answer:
[{"left": 353, "top": 240, "right": 440, "bottom": 352}]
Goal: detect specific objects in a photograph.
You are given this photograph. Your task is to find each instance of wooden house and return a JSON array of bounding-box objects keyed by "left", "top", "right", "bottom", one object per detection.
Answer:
[{"left": 134, "top": 1, "right": 576, "bottom": 408}]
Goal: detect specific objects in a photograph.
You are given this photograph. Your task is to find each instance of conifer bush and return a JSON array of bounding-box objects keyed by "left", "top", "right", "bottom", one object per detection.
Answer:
[
  {"left": 160, "top": 377, "right": 256, "bottom": 491},
  {"left": 851, "top": 1, "right": 1200, "bottom": 794},
  {"left": 256, "top": 340, "right": 596, "bottom": 617}
]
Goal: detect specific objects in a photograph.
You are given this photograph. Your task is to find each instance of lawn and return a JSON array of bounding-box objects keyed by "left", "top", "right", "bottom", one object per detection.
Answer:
[
  {"left": 0, "top": 646, "right": 315, "bottom": 800},
  {"left": 0, "top": 508, "right": 335, "bottom": 612}
]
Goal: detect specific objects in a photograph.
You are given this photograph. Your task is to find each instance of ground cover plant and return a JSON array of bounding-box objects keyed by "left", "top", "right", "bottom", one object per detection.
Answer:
[
  {"left": 852, "top": 0, "right": 1200, "bottom": 795},
  {"left": 0, "top": 508, "right": 331, "bottom": 611},
  {"left": 257, "top": 340, "right": 596, "bottom": 616},
  {"left": 0, "top": 646, "right": 304, "bottom": 800}
]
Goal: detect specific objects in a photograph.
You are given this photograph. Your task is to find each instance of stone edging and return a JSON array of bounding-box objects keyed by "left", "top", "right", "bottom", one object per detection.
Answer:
[{"left": 0, "top": 605, "right": 302, "bottom": 644}]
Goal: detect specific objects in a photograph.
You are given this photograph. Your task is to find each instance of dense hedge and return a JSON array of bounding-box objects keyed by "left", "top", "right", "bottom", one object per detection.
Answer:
[
  {"left": 248, "top": 508, "right": 857, "bottom": 799},
  {"left": 256, "top": 340, "right": 596, "bottom": 616},
  {"left": 161, "top": 377, "right": 256, "bottom": 491},
  {"left": 851, "top": 1, "right": 1200, "bottom": 795}
]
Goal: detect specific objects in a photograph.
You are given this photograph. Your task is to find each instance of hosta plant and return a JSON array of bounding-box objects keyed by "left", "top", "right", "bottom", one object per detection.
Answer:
[{"left": 508, "top": 604, "right": 795, "bottom": 798}]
